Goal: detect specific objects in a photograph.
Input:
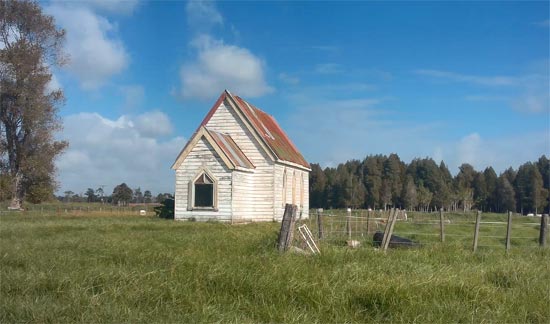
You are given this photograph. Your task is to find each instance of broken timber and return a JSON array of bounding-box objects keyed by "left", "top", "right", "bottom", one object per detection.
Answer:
[{"left": 298, "top": 224, "right": 321, "bottom": 254}]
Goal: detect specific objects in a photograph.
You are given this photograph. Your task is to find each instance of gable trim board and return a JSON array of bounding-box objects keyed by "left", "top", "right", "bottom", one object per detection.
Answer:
[{"left": 172, "top": 126, "right": 254, "bottom": 172}]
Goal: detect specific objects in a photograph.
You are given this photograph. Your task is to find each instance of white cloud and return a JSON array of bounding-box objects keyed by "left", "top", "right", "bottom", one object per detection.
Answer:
[
  {"left": 416, "top": 67, "right": 549, "bottom": 114},
  {"left": 414, "top": 69, "right": 517, "bottom": 86},
  {"left": 278, "top": 72, "right": 300, "bottom": 85},
  {"left": 119, "top": 84, "right": 145, "bottom": 110},
  {"left": 284, "top": 92, "right": 548, "bottom": 175},
  {"left": 457, "top": 133, "right": 481, "bottom": 166},
  {"left": 464, "top": 95, "right": 507, "bottom": 102},
  {"left": 314, "top": 63, "right": 344, "bottom": 74},
  {"left": 47, "top": 5, "right": 129, "bottom": 90},
  {"left": 134, "top": 111, "right": 174, "bottom": 138},
  {"left": 185, "top": 0, "right": 223, "bottom": 29},
  {"left": 534, "top": 19, "right": 550, "bottom": 27},
  {"left": 178, "top": 35, "right": 273, "bottom": 99},
  {"left": 45, "top": 73, "right": 61, "bottom": 94},
  {"left": 57, "top": 112, "right": 184, "bottom": 195},
  {"left": 83, "top": 0, "right": 139, "bottom": 15}
]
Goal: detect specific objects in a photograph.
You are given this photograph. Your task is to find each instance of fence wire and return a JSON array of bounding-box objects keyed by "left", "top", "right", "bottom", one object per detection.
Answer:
[{"left": 301, "top": 210, "right": 548, "bottom": 251}]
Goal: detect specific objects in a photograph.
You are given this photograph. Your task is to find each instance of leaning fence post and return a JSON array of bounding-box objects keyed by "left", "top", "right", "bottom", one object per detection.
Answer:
[
  {"left": 277, "top": 204, "right": 297, "bottom": 252},
  {"left": 473, "top": 210, "right": 481, "bottom": 252},
  {"left": 539, "top": 214, "right": 548, "bottom": 247},
  {"left": 382, "top": 209, "right": 398, "bottom": 251},
  {"left": 317, "top": 208, "right": 324, "bottom": 239},
  {"left": 439, "top": 208, "right": 445, "bottom": 242},
  {"left": 505, "top": 211, "right": 513, "bottom": 253}
]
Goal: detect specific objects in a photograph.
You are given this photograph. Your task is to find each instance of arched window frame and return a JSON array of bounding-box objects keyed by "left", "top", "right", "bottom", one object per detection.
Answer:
[
  {"left": 188, "top": 168, "right": 218, "bottom": 211},
  {"left": 292, "top": 171, "right": 297, "bottom": 205},
  {"left": 282, "top": 168, "right": 287, "bottom": 207},
  {"left": 300, "top": 172, "right": 305, "bottom": 208}
]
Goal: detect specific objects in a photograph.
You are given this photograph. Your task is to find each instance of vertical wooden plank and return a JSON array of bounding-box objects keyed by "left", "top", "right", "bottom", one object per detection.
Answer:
[
  {"left": 381, "top": 208, "right": 393, "bottom": 249},
  {"left": 439, "top": 208, "right": 445, "bottom": 242},
  {"left": 366, "top": 209, "right": 371, "bottom": 236},
  {"left": 277, "top": 204, "right": 297, "bottom": 252},
  {"left": 506, "top": 211, "right": 513, "bottom": 252},
  {"left": 317, "top": 208, "right": 324, "bottom": 239},
  {"left": 383, "top": 209, "right": 399, "bottom": 251},
  {"left": 346, "top": 208, "right": 352, "bottom": 239},
  {"left": 473, "top": 210, "right": 481, "bottom": 252},
  {"left": 540, "top": 214, "right": 548, "bottom": 247}
]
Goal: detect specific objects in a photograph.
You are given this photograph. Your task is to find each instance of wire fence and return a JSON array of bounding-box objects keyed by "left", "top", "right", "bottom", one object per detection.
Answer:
[
  {"left": 0, "top": 204, "right": 160, "bottom": 217},
  {"left": 300, "top": 209, "right": 549, "bottom": 251}
]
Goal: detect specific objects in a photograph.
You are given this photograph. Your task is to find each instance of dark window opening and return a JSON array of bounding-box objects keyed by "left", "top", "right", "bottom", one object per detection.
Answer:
[{"left": 194, "top": 173, "right": 214, "bottom": 207}]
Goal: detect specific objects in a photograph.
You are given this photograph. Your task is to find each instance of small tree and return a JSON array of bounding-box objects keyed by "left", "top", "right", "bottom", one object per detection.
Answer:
[
  {"left": 85, "top": 188, "right": 96, "bottom": 203},
  {"left": 112, "top": 183, "right": 132, "bottom": 206},
  {"left": 133, "top": 187, "right": 143, "bottom": 203},
  {"left": 143, "top": 190, "right": 152, "bottom": 203}
]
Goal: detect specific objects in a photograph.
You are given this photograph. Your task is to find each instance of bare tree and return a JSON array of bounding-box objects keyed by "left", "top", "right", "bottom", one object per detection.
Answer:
[{"left": 0, "top": 0, "right": 68, "bottom": 208}]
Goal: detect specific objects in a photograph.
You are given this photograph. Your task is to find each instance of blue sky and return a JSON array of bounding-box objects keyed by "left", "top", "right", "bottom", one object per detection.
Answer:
[{"left": 45, "top": 0, "right": 549, "bottom": 196}]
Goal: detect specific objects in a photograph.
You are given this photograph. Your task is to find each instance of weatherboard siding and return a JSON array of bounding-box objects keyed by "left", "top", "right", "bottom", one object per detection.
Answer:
[
  {"left": 273, "top": 164, "right": 310, "bottom": 221},
  {"left": 175, "top": 137, "right": 232, "bottom": 221},
  {"left": 205, "top": 101, "right": 275, "bottom": 221}
]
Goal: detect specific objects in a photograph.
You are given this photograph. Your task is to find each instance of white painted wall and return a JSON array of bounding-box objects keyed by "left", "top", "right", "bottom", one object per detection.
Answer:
[
  {"left": 205, "top": 101, "right": 275, "bottom": 221},
  {"left": 174, "top": 137, "right": 232, "bottom": 221},
  {"left": 175, "top": 99, "right": 310, "bottom": 222}
]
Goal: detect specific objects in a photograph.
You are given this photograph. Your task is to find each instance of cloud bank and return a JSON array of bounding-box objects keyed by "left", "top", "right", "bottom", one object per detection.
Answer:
[{"left": 56, "top": 112, "right": 185, "bottom": 195}]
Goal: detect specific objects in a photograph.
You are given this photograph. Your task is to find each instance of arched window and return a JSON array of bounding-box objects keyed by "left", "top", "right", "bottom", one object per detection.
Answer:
[
  {"left": 188, "top": 170, "right": 218, "bottom": 210},
  {"left": 292, "top": 171, "right": 296, "bottom": 205},
  {"left": 282, "top": 169, "right": 287, "bottom": 206},
  {"left": 194, "top": 173, "right": 214, "bottom": 207},
  {"left": 300, "top": 172, "right": 305, "bottom": 207}
]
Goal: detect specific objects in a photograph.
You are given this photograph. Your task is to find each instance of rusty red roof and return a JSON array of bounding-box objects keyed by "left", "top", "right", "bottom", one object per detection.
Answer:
[
  {"left": 199, "top": 90, "right": 310, "bottom": 170},
  {"left": 206, "top": 129, "right": 255, "bottom": 170},
  {"left": 232, "top": 95, "right": 310, "bottom": 169}
]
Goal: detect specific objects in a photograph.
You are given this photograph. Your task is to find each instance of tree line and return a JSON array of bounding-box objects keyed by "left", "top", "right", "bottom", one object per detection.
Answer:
[
  {"left": 58, "top": 183, "right": 173, "bottom": 206},
  {"left": 309, "top": 154, "right": 549, "bottom": 214}
]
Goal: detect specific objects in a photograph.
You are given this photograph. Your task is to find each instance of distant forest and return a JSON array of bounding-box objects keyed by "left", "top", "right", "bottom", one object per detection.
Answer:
[{"left": 309, "top": 154, "right": 549, "bottom": 215}]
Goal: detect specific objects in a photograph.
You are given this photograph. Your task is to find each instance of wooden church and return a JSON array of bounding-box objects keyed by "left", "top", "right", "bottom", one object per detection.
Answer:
[{"left": 172, "top": 90, "right": 311, "bottom": 222}]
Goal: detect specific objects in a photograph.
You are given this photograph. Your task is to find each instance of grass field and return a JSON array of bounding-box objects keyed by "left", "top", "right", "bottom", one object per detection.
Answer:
[{"left": 1, "top": 212, "right": 549, "bottom": 323}]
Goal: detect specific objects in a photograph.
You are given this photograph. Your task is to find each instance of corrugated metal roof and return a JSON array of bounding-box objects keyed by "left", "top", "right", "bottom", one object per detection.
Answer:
[
  {"left": 197, "top": 90, "right": 310, "bottom": 170},
  {"left": 231, "top": 95, "right": 311, "bottom": 169},
  {"left": 207, "top": 129, "right": 255, "bottom": 170}
]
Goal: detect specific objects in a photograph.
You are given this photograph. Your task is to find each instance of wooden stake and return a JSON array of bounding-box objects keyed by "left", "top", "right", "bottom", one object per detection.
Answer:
[
  {"left": 381, "top": 208, "right": 393, "bottom": 249},
  {"left": 539, "top": 214, "right": 548, "bottom": 247},
  {"left": 439, "top": 208, "right": 445, "bottom": 242},
  {"left": 505, "top": 211, "right": 513, "bottom": 252},
  {"left": 382, "top": 209, "right": 399, "bottom": 251},
  {"left": 346, "top": 208, "right": 352, "bottom": 239},
  {"left": 317, "top": 208, "right": 324, "bottom": 240},
  {"left": 473, "top": 210, "right": 481, "bottom": 252},
  {"left": 366, "top": 209, "right": 371, "bottom": 236}
]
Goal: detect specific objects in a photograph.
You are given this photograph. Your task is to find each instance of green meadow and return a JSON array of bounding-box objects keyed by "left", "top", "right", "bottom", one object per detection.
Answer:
[{"left": 1, "top": 212, "right": 549, "bottom": 323}]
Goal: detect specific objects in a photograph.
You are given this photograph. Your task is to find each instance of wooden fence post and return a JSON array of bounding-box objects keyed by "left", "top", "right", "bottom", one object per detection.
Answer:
[
  {"left": 473, "top": 210, "right": 481, "bottom": 252},
  {"left": 277, "top": 204, "right": 298, "bottom": 252},
  {"left": 539, "top": 214, "right": 548, "bottom": 247},
  {"left": 346, "top": 208, "right": 352, "bottom": 239},
  {"left": 366, "top": 209, "right": 371, "bottom": 236},
  {"left": 505, "top": 211, "right": 513, "bottom": 252},
  {"left": 439, "top": 208, "right": 445, "bottom": 242},
  {"left": 382, "top": 209, "right": 399, "bottom": 251},
  {"left": 317, "top": 208, "right": 324, "bottom": 240}
]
